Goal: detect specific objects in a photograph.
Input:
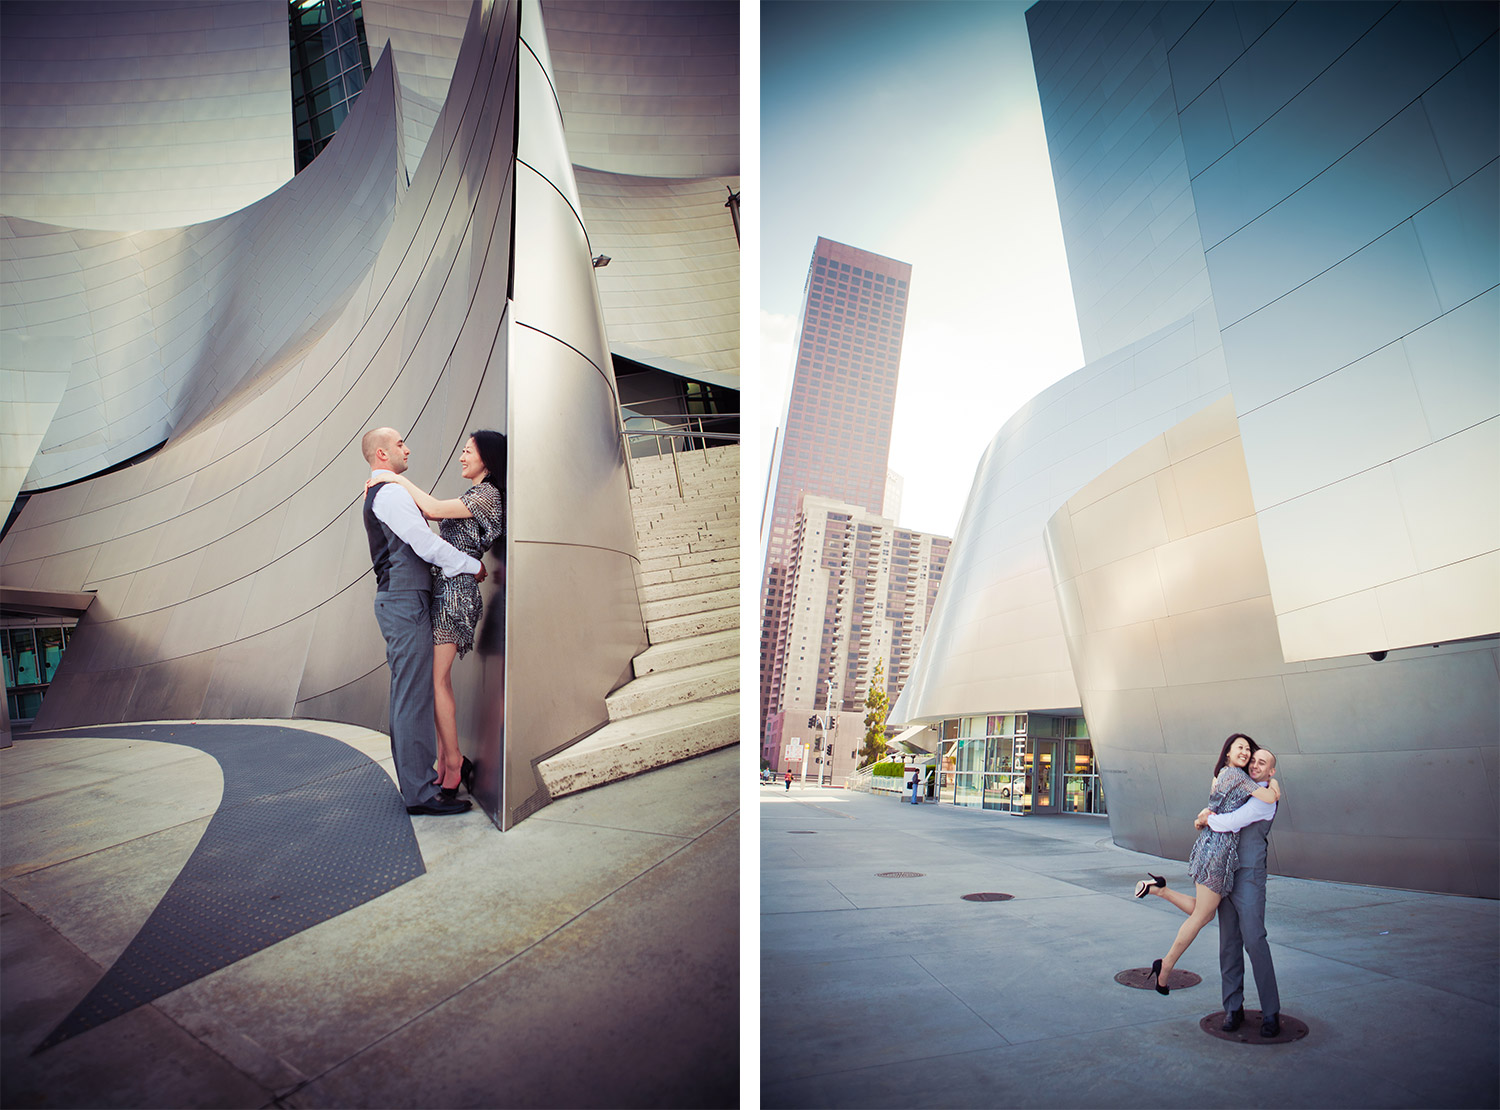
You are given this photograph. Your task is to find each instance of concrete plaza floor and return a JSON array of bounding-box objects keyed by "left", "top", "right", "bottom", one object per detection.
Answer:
[
  {"left": 2, "top": 722, "right": 738, "bottom": 1109},
  {"left": 761, "top": 784, "right": 1499, "bottom": 1110}
]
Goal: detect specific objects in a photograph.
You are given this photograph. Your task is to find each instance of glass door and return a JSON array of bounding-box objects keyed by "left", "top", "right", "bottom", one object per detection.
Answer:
[{"left": 1029, "top": 740, "right": 1060, "bottom": 814}]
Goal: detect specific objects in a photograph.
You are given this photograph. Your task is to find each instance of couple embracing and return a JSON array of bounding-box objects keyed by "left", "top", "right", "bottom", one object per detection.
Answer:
[
  {"left": 360, "top": 427, "right": 506, "bottom": 818},
  {"left": 1136, "top": 733, "right": 1283, "bottom": 1037}
]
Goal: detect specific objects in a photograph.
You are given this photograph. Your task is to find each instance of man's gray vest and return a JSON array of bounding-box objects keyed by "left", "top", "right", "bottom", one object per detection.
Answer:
[
  {"left": 363, "top": 485, "right": 434, "bottom": 593},
  {"left": 1237, "top": 817, "right": 1273, "bottom": 871}
]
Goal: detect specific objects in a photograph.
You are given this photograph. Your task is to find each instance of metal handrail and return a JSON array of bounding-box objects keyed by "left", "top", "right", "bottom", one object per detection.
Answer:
[{"left": 619, "top": 412, "right": 739, "bottom": 497}]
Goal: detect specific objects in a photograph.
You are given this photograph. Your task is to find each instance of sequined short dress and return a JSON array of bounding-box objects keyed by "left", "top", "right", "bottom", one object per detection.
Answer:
[
  {"left": 1186, "top": 765, "right": 1258, "bottom": 896},
  {"left": 431, "top": 481, "right": 504, "bottom": 657}
]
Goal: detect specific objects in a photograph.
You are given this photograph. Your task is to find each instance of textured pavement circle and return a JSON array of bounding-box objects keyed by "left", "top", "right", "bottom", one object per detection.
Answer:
[
  {"left": 27, "top": 723, "right": 424, "bottom": 1052},
  {"left": 1199, "top": 1010, "right": 1309, "bottom": 1044},
  {"left": 1114, "top": 967, "right": 1203, "bottom": 990}
]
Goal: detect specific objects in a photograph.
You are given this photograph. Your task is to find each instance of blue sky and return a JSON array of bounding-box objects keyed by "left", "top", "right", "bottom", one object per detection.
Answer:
[{"left": 758, "top": 0, "right": 1084, "bottom": 540}]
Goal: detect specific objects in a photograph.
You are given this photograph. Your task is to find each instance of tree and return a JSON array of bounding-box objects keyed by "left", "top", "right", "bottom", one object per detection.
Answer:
[{"left": 859, "top": 659, "right": 890, "bottom": 768}]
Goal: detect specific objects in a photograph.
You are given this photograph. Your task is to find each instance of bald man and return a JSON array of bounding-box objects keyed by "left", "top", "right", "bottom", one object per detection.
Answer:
[{"left": 361, "top": 428, "right": 481, "bottom": 817}]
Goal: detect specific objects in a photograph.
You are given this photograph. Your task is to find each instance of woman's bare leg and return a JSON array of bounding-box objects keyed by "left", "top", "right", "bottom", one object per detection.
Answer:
[
  {"left": 433, "top": 643, "right": 461, "bottom": 789},
  {"left": 1151, "top": 885, "right": 1197, "bottom": 915},
  {"left": 1159, "top": 883, "right": 1221, "bottom": 980}
]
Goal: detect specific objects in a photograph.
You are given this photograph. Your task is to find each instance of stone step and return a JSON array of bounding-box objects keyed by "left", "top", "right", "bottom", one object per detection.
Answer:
[
  {"left": 633, "top": 627, "right": 738, "bottom": 676},
  {"left": 638, "top": 537, "right": 737, "bottom": 567},
  {"left": 538, "top": 694, "right": 739, "bottom": 800},
  {"left": 633, "top": 504, "right": 737, "bottom": 523},
  {"left": 638, "top": 569, "right": 738, "bottom": 602},
  {"left": 636, "top": 519, "right": 735, "bottom": 534},
  {"left": 638, "top": 523, "right": 740, "bottom": 543},
  {"left": 631, "top": 481, "right": 739, "bottom": 502},
  {"left": 606, "top": 655, "right": 738, "bottom": 719},
  {"left": 638, "top": 559, "right": 739, "bottom": 587},
  {"left": 641, "top": 587, "right": 738, "bottom": 624},
  {"left": 647, "top": 603, "right": 737, "bottom": 643},
  {"left": 631, "top": 477, "right": 738, "bottom": 497},
  {"left": 641, "top": 586, "right": 737, "bottom": 623}
]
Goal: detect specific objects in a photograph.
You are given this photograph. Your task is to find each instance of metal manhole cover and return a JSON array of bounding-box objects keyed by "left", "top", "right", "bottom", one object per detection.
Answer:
[
  {"left": 961, "top": 892, "right": 1014, "bottom": 902},
  {"left": 787, "top": 830, "right": 817, "bottom": 834},
  {"left": 875, "top": 871, "right": 923, "bottom": 878},
  {"left": 1198, "top": 1011, "right": 1308, "bottom": 1044},
  {"left": 1114, "top": 967, "right": 1202, "bottom": 990}
]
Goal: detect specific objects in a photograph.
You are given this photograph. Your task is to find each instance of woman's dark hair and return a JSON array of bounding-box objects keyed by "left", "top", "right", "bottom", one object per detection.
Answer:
[
  {"left": 1213, "top": 732, "right": 1258, "bottom": 777},
  {"left": 470, "top": 429, "right": 506, "bottom": 489}
]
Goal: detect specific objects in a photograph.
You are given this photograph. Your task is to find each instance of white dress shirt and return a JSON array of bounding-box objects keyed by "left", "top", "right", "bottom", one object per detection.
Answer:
[
  {"left": 1206, "top": 789, "right": 1277, "bottom": 833},
  {"left": 369, "top": 471, "right": 481, "bottom": 578}
]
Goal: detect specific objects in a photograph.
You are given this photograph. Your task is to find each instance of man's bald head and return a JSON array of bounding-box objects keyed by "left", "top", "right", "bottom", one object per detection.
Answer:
[
  {"left": 362, "top": 427, "right": 408, "bottom": 473},
  {"left": 1249, "top": 748, "right": 1276, "bottom": 783}
]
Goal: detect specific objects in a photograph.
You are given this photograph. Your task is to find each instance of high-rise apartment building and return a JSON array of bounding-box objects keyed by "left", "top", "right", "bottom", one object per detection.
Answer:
[
  {"left": 762, "top": 496, "right": 948, "bottom": 779},
  {"left": 760, "top": 238, "right": 912, "bottom": 742}
]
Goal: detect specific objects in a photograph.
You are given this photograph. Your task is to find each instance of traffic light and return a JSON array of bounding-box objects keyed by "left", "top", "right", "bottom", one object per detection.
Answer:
[{"left": 808, "top": 715, "right": 820, "bottom": 729}]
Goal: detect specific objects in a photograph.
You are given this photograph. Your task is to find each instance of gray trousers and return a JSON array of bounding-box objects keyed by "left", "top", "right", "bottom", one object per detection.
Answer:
[
  {"left": 1218, "top": 864, "right": 1280, "bottom": 1016},
  {"left": 374, "top": 589, "right": 440, "bottom": 808}
]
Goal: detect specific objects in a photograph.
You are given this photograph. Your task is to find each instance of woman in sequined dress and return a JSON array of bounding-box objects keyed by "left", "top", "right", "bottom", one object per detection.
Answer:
[
  {"left": 1141, "top": 733, "right": 1281, "bottom": 994},
  {"left": 367, "top": 431, "right": 505, "bottom": 798}
]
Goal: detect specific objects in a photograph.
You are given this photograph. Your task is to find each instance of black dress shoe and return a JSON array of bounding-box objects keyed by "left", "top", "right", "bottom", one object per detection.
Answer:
[
  {"left": 1221, "top": 1008, "right": 1244, "bottom": 1032},
  {"left": 406, "top": 796, "right": 472, "bottom": 816},
  {"left": 1260, "top": 1013, "right": 1280, "bottom": 1037}
]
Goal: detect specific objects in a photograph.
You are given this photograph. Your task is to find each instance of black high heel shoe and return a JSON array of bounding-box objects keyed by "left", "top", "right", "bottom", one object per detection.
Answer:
[
  {"left": 1149, "top": 958, "right": 1170, "bottom": 995},
  {"left": 1133, "top": 873, "right": 1167, "bottom": 898},
  {"left": 459, "top": 756, "right": 476, "bottom": 794}
]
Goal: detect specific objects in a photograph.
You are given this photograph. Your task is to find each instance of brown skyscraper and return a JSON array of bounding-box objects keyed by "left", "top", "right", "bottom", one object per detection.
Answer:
[{"left": 760, "top": 237, "right": 912, "bottom": 743}]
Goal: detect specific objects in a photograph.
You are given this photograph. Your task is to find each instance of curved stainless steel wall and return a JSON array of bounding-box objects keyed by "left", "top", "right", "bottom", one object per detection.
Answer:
[
  {"left": 890, "top": 305, "right": 1231, "bottom": 723},
  {"left": 0, "top": 0, "right": 647, "bottom": 830},
  {"left": 1044, "top": 398, "right": 1499, "bottom": 898},
  {"left": 502, "top": 0, "right": 646, "bottom": 826},
  {"left": 540, "top": 0, "right": 738, "bottom": 179},
  {"left": 895, "top": 2, "right": 1498, "bottom": 896},
  {"left": 1178, "top": 2, "right": 1500, "bottom": 661},
  {"left": 344, "top": 1, "right": 740, "bottom": 387},
  {"left": 576, "top": 169, "right": 740, "bottom": 381},
  {"left": 362, "top": 0, "right": 473, "bottom": 178},
  {"left": 0, "top": 0, "right": 293, "bottom": 230},
  {"left": 2, "top": 51, "right": 405, "bottom": 492}
]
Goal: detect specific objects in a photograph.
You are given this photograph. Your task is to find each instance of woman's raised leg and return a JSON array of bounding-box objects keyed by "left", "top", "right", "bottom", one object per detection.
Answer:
[
  {"left": 433, "top": 642, "right": 461, "bottom": 790},
  {"left": 1158, "top": 883, "right": 1222, "bottom": 981},
  {"left": 1151, "top": 884, "right": 1197, "bottom": 915}
]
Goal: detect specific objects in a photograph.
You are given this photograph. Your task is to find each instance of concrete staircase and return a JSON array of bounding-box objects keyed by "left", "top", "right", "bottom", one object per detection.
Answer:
[{"left": 538, "top": 445, "right": 739, "bottom": 798}]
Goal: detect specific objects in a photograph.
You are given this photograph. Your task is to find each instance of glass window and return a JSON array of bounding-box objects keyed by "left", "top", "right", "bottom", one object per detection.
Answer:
[
  {"left": 12, "top": 629, "right": 38, "bottom": 686},
  {"left": 39, "top": 628, "right": 65, "bottom": 682}
]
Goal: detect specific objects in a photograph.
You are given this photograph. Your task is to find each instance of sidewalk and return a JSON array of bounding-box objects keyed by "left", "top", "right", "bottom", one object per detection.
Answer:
[
  {"left": 762, "top": 785, "right": 1498, "bottom": 1109},
  {"left": 2, "top": 721, "right": 738, "bottom": 1109}
]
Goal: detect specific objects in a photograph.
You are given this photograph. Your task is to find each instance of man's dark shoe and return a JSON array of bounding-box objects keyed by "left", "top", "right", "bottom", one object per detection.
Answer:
[
  {"left": 1221, "top": 1008, "right": 1244, "bottom": 1032},
  {"left": 1260, "top": 1012, "right": 1280, "bottom": 1038},
  {"left": 406, "top": 796, "right": 472, "bottom": 816}
]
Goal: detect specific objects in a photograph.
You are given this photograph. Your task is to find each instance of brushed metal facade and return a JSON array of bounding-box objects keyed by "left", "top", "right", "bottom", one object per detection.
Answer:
[
  {"left": 0, "top": 0, "right": 294, "bottom": 230},
  {"left": 575, "top": 169, "right": 740, "bottom": 382},
  {"left": 540, "top": 0, "right": 738, "bottom": 179},
  {"left": 2, "top": 50, "right": 404, "bottom": 491},
  {"left": 361, "top": 0, "right": 473, "bottom": 178},
  {"left": 891, "top": 305, "right": 1231, "bottom": 723},
  {"left": 1045, "top": 398, "right": 1499, "bottom": 898},
  {"left": 1179, "top": 1, "right": 1500, "bottom": 660},
  {"left": 0, "top": 0, "right": 650, "bottom": 830},
  {"left": 893, "top": 1, "right": 1498, "bottom": 897},
  {"left": 358, "top": 0, "right": 741, "bottom": 387}
]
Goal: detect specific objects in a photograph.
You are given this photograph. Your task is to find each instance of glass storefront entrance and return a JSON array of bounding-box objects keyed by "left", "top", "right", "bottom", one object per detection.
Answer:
[{"left": 933, "top": 712, "right": 1106, "bottom": 816}]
